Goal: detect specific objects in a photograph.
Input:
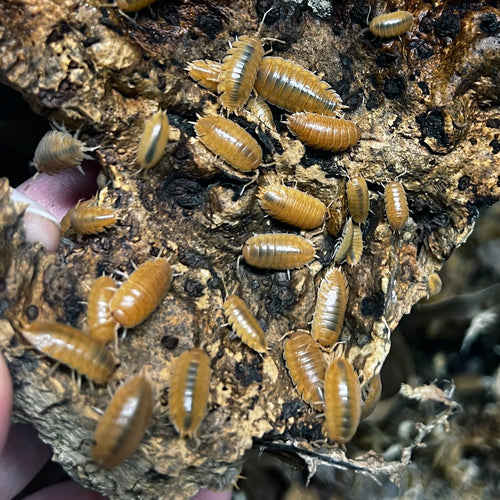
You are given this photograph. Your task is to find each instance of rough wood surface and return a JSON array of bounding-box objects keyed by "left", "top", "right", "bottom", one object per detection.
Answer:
[{"left": 0, "top": 0, "right": 499, "bottom": 498}]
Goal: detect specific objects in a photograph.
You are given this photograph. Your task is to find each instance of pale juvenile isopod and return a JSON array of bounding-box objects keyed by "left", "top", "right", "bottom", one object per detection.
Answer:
[
  {"left": 223, "top": 295, "right": 267, "bottom": 354},
  {"left": 427, "top": 272, "right": 442, "bottom": 298},
  {"left": 346, "top": 175, "right": 370, "bottom": 224},
  {"left": 360, "top": 373, "right": 382, "bottom": 420},
  {"left": 18, "top": 321, "right": 116, "bottom": 384},
  {"left": 324, "top": 357, "right": 361, "bottom": 443},
  {"left": 283, "top": 330, "right": 326, "bottom": 410},
  {"left": 195, "top": 115, "right": 262, "bottom": 172},
  {"left": 346, "top": 223, "right": 363, "bottom": 266},
  {"left": 168, "top": 348, "right": 211, "bottom": 438},
  {"left": 384, "top": 181, "right": 409, "bottom": 231},
  {"left": 218, "top": 35, "right": 264, "bottom": 112},
  {"left": 254, "top": 56, "right": 344, "bottom": 115},
  {"left": 246, "top": 96, "right": 277, "bottom": 132},
  {"left": 311, "top": 267, "right": 348, "bottom": 347},
  {"left": 286, "top": 112, "right": 361, "bottom": 152},
  {"left": 242, "top": 234, "right": 315, "bottom": 270},
  {"left": 136, "top": 110, "right": 170, "bottom": 171},
  {"left": 91, "top": 371, "right": 154, "bottom": 469},
  {"left": 186, "top": 59, "right": 221, "bottom": 92},
  {"left": 256, "top": 184, "right": 327, "bottom": 230},
  {"left": 87, "top": 276, "right": 118, "bottom": 344},
  {"left": 369, "top": 11, "right": 413, "bottom": 38},
  {"left": 63, "top": 198, "right": 117, "bottom": 235},
  {"left": 110, "top": 258, "right": 172, "bottom": 328},
  {"left": 32, "top": 129, "right": 94, "bottom": 175},
  {"left": 116, "top": 0, "right": 157, "bottom": 12},
  {"left": 333, "top": 218, "right": 353, "bottom": 264}
]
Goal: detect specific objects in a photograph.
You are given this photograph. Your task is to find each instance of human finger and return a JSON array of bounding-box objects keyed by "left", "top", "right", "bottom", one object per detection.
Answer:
[{"left": 0, "top": 353, "right": 13, "bottom": 454}]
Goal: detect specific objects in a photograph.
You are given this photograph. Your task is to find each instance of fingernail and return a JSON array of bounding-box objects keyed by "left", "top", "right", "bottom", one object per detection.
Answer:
[{"left": 9, "top": 188, "right": 61, "bottom": 253}]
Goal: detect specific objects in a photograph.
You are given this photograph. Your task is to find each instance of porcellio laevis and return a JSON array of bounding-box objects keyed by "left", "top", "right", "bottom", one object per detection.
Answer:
[
  {"left": 286, "top": 113, "right": 361, "bottom": 152},
  {"left": 91, "top": 372, "right": 154, "bottom": 469},
  {"left": 168, "top": 348, "right": 211, "bottom": 438},
  {"left": 256, "top": 184, "right": 327, "bottom": 230},
  {"left": 346, "top": 175, "right": 370, "bottom": 224},
  {"left": 242, "top": 234, "right": 315, "bottom": 270},
  {"left": 136, "top": 110, "right": 170, "bottom": 171},
  {"left": 116, "top": 0, "right": 157, "bottom": 12},
  {"left": 110, "top": 258, "right": 172, "bottom": 328},
  {"left": 311, "top": 267, "right": 348, "bottom": 347},
  {"left": 324, "top": 357, "right": 361, "bottom": 443},
  {"left": 254, "top": 56, "right": 344, "bottom": 115},
  {"left": 32, "top": 130, "right": 93, "bottom": 175},
  {"left": 346, "top": 223, "right": 363, "bottom": 266},
  {"left": 369, "top": 11, "right": 413, "bottom": 38},
  {"left": 62, "top": 198, "right": 117, "bottom": 235},
  {"left": 18, "top": 321, "right": 116, "bottom": 384},
  {"left": 360, "top": 373, "right": 382, "bottom": 420},
  {"left": 195, "top": 115, "right": 262, "bottom": 172},
  {"left": 186, "top": 59, "right": 221, "bottom": 92},
  {"left": 384, "top": 181, "right": 409, "bottom": 231},
  {"left": 246, "top": 96, "right": 277, "bottom": 132},
  {"left": 223, "top": 295, "right": 267, "bottom": 354},
  {"left": 333, "top": 218, "right": 354, "bottom": 265},
  {"left": 218, "top": 35, "right": 264, "bottom": 112},
  {"left": 283, "top": 330, "right": 326, "bottom": 410},
  {"left": 87, "top": 276, "right": 118, "bottom": 344}
]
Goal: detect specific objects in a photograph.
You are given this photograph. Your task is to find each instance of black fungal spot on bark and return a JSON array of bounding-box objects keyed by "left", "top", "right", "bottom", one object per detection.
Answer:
[
  {"left": 490, "top": 138, "right": 500, "bottom": 154},
  {"left": 376, "top": 53, "right": 398, "bottom": 68},
  {"left": 161, "top": 335, "right": 179, "bottom": 350},
  {"left": 26, "top": 305, "right": 39, "bottom": 321},
  {"left": 184, "top": 279, "right": 204, "bottom": 298},
  {"left": 235, "top": 359, "right": 263, "bottom": 387},
  {"left": 195, "top": 14, "right": 223, "bottom": 39},
  {"left": 280, "top": 401, "right": 302, "bottom": 420},
  {"left": 417, "top": 81, "right": 430, "bottom": 95},
  {"left": 419, "top": 15, "right": 434, "bottom": 34},
  {"left": 160, "top": 177, "right": 206, "bottom": 208},
  {"left": 416, "top": 110, "right": 448, "bottom": 147},
  {"left": 366, "top": 91, "right": 381, "bottom": 110},
  {"left": 479, "top": 13, "right": 499, "bottom": 34},
  {"left": 383, "top": 77, "right": 406, "bottom": 99},
  {"left": 434, "top": 11, "right": 460, "bottom": 39},
  {"left": 458, "top": 175, "right": 471, "bottom": 191},
  {"left": 408, "top": 39, "right": 434, "bottom": 60},
  {"left": 361, "top": 292, "right": 385, "bottom": 318},
  {"left": 486, "top": 119, "right": 500, "bottom": 129}
]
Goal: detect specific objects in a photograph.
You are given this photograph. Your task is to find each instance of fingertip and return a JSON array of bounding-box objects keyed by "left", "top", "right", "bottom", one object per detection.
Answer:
[
  {"left": 0, "top": 354, "right": 12, "bottom": 454},
  {"left": 191, "top": 488, "right": 233, "bottom": 500},
  {"left": 22, "top": 480, "right": 108, "bottom": 500}
]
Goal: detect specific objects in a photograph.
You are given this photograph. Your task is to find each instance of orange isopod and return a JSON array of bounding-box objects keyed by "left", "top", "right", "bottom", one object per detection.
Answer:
[
  {"left": 254, "top": 56, "right": 344, "bottom": 115},
  {"left": 110, "top": 258, "right": 172, "bottom": 328},
  {"left": 223, "top": 295, "right": 267, "bottom": 353},
  {"left": 384, "top": 181, "right": 409, "bottom": 231},
  {"left": 218, "top": 35, "right": 264, "bottom": 112},
  {"left": 346, "top": 223, "right": 363, "bottom": 266},
  {"left": 311, "top": 267, "right": 348, "bottom": 347},
  {"left": 91, "top": 372, "right": 154, "bottom": 469},
  {"left": 256, "top": 184, "right": 327, "bottom": 230},
  {"left": 246, "top": 96, "right": 277, "bottom": 132},
  {"left": 168, "top": 348, "right": 211, "bottom": 438},
  {"left": 63, "top": 198, "right": 117, "bottom": 235},
  {"left": 324, "top": 357, "right": 361, "bottom": 443},
  {"left": 283, "top": 330, "right": 326, "bottom": 410},
  {"left": 242, "top": 234, "right": 315, "bottom": 270},
  {"left": 136, "top": 110, "right": 170, "bottom": 171},
  {"left": 186, "top": 59, "right": 221, "bottom": 92},
  {"left": 32, "top": 129, "right": 94, "bottom": 175},
  {"left": 333, "top": 218, "right": 354, "bottom": 265},
  {"left": 195, "top": 115, "right": 262, "bottom": 172},
  {"left": 346, "top": 175, "right": 370, "bottom": 224},
  {"left": 286, "top": 112, "right": 361, "bottom": 152},
  {"left": 87, "top": 276, "right": 118, "bottom": 344},
  {"left": 116, "top": 0, "right": 157, "bottom": 12},
  {"left": 18, "top": 321, "right": 116, "bottom": 384},
  {"left": 369, "top": 11, "right": 413, "bottom": 38},
  {"left": 360, "top": 373, "right": 382, "bottom": 420}
]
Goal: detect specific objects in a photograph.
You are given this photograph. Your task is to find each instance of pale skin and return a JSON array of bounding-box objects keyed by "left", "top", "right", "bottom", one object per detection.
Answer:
[{"left": 1, "top": 161, "right": 231, "bottom": 500}]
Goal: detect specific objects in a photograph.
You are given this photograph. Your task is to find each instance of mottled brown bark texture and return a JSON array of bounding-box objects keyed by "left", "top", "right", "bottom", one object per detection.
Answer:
[{"left": 0, "top": 0, "right": 499, "bottom": 498}]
